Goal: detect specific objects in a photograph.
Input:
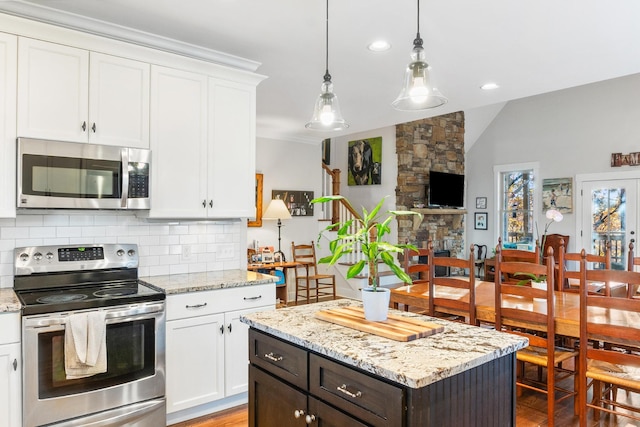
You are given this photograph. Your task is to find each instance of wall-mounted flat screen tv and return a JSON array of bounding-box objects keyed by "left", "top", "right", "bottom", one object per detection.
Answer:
[{"left": 427, "top": 171, "right": 464, "bottom": 208}]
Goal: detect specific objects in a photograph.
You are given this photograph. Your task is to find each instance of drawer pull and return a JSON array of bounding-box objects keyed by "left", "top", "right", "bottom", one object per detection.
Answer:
[
  {"left": 244, "top": 295, "right": 262, "bottom": 301},
  {"left": 185, "top": 302, "right": 207, "bottom": 309},
  {"left": 337, "top": 383, "right": 362, "bottom": 399},
  {"left": 264, "top": 352, "right": 283, "bottom": 362}
]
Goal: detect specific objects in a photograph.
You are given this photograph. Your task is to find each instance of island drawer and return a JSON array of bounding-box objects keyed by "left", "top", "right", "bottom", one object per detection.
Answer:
[
  {"left": 309, "top": 353, "right": 404, "bottom": 426},
  {"left": 249, "top": 329, "right": 308, "bottom": 390}
]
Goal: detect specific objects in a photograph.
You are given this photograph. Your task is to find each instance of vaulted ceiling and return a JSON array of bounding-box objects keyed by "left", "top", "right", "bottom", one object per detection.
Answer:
[{"left": 2, "top": 0, "right": 639, "bottom": 146}]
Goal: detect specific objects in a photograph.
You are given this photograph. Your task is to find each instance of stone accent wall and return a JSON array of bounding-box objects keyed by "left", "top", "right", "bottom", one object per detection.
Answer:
[{"left": 396, "top": 112, "right": 466, "bottom": 256}]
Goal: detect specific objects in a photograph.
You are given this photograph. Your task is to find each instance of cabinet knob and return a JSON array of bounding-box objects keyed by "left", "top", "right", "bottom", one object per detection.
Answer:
[
  {"left": 13, "top": 358, "right": 17, "bottom": 371},
  {"left": 81, "top": 121, "right": 87, "bottom": 132},
  {"left": 227, "top": 324, "right": 232, "bottom": 333},
  {"left": 294, "top": 409, "right": 305, "bottom": 419},
  {"left": 305, "top": 414, "right": 316, "bottom": 424},
  {"left": 220, "top": 325, "right": 224, "bottom": 334},
  {"left": 92, "top": 122, "right": 97, "bottom": 133},
  {"left": 209, "top": 200, "right": 213, "bottom": 208},
  {"left": 202, "top": 200, "right": 207, "bottom": 208}
]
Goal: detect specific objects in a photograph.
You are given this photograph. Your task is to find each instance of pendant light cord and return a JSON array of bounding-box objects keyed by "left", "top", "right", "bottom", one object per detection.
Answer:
[
  {"left": 323, "top": 0, "right": 331, "bottom": 82},
  {"left": 414, "top": 0, "right": 423, "bottom": 48}
]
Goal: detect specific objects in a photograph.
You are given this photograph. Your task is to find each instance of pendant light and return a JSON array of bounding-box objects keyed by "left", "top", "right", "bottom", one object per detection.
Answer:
[
  {"left": 392, "top": 0, "right": 447, "bottom": 111},
  {"left": 305, "top": 0, "right": 349, "bottom": 131}
]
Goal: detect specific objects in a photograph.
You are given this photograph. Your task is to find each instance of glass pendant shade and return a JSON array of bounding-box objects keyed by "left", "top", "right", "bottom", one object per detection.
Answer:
[
  {"left": 392, "top": 45, "right": 447, "bottom": 111},
  {"left": 305, "top": 77, "right": 348, "bottom": 131}
]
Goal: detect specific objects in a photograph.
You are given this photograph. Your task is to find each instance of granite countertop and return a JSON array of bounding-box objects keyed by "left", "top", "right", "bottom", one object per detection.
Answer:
[
  {"left": 141, "top": 269, "right": 277, "bottom": 295},
  {"left": 0, "top": 288, "right": 21, "bottom": 313},
  {"left": 241, "top": 299, "right": 528, "bottom": 389}
]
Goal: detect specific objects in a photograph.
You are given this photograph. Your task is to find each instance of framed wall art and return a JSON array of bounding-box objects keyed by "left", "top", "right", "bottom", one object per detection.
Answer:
[
  {"left": 475, "top": 197, "right": 487, "bottom": 209},
  {"left": 347, "top": 136, "right": 382, "bottom": 186},
  {"left": 248, "top": 173, "right": 263, "bottom": 227},
  {"left": 542, "top": 177, "right": 573, "bottom": 213},
  {"left": 474, "top": 212, "right": 488, "bottom": 230},
  {"left": 272, "top": 190, "right": 314, "bottom": 216}
]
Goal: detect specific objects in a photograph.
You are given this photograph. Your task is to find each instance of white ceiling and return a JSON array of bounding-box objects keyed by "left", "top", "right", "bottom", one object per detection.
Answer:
[{"left": 2, "top": 0, "right": 640, "bottom": 146}]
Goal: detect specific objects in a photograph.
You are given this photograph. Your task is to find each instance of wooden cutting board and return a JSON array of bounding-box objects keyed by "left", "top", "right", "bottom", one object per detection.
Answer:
[{"left": 315, "top": 306, "right": 444, "bottom": 342}]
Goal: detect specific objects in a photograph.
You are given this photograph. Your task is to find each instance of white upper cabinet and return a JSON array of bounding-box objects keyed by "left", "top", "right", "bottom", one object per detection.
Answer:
[
  {"left": 149, "top": 65, "right": 208, "bottom": 218},
  {"left": 17, "top": 38, "right": 150, "bottom": 148},
  {"left": 208, "top": 78, "right": 256, "bottom": 218},
  {"left": 0, "top": 32, "right": 17, "bottom": 219}
]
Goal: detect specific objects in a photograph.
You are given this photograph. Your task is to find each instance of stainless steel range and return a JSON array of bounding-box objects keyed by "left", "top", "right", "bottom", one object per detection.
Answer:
[{"left": 14, "top": 244, "right": 166, "bottom": 427}]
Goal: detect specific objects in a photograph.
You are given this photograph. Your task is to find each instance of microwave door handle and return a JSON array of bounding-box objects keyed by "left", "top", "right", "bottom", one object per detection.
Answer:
[{"left": 121, "top": 148, "right": 129, "bottom": 208}]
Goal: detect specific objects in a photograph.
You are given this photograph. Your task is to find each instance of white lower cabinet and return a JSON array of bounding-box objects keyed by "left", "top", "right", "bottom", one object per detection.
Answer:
[
  {"left": 165, "top": 284, "right": 275, "bottom": 416},
  {"left": 0, "top": 312, "right": 21, "bottom": 427}
]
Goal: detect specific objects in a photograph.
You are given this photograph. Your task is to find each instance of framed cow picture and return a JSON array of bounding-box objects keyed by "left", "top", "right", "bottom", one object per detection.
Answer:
[{"left": 347, "top": 137, "right": 382, "bottom": 185}]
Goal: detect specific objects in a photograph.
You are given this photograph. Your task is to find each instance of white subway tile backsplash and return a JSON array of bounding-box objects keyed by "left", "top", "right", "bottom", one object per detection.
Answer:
[{"left": 0, "top": 213, "right": 245, "bottom": 289}]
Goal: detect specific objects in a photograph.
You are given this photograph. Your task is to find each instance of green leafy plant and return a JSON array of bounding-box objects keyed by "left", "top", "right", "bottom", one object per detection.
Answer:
[
  {"left": 311, "top": 195, "right": 423, "bottom": 292},
  {"left": 514, "top": 272, "right": 547, "bottom": 286}
]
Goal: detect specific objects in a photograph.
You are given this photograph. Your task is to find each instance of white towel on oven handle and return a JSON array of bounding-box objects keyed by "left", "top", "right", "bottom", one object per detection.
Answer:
[{"left": 64, "top": 311, "right": 107, "bottom": 379}]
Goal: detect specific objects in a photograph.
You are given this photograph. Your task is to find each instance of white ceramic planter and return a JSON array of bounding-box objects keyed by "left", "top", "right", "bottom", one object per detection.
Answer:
[{"left": 361, "top": 287, "right": 391, "bottom": 321}]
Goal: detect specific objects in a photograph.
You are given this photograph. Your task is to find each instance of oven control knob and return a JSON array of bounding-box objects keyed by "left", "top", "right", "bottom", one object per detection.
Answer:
[
  {"left": 128, "top": 249, "right": 136, "bottom": 257},
  {"left": 45, "top": 252, "right": 54, "bottom": 260},
  {"left": 33, "top": 252, "right": 42, "bottom": 261},
  {"left": 19, "top": 253, "right": 29, "bottom": 262},
  {"left": 116, "top": 249, "right": 125, "bottom": 257}
]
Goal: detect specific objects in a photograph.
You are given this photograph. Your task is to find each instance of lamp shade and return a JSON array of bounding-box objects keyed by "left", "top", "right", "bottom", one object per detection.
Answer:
[
  {"left": 263, "top": 199, "right": 292, "bottom": 220},
  {"left": 305, "top": 79, "right": 349, "bottom": 131},
  {"left": 391, "top": 45, "right": 447, "bottom": 111}
]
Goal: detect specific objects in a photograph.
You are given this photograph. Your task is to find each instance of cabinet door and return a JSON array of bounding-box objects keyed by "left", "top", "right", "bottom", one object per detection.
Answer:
[
  {"left": 224, "top": 306, "right": 267, "bottom": 396},
  {"left": 89, "top": 52, "right": 150, "bottom": 148},
  {"left": 17, "top": 37, "right": 89, "bottom": 142},
  {"left": 308, "top": 397, "right": 368, "bottom": 427},
  {"left": 249, "top": 365, "right": 306, "bottom": 427},
  {"left": 149, "top": 65, "right": 208, "bottom": 218},
  {"left": 207, "top": 78, "right": 256, "bottom": 218},
  {"left": 165, "top": 313, "right": 225, "bottom": 413},
  {"left": 0, "top": 342, "right": 21, "bottom": 427},
  {"left": 0, "top": 32, "right": 16, "bottom": 219}
]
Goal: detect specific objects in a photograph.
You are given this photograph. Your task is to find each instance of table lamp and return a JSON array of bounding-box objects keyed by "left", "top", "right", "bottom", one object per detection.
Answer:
[{"left": 263, "top": 199, "right": 292, "bottom": 261}]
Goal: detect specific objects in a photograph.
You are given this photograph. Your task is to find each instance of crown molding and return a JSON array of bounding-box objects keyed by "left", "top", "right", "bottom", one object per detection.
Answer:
[{"left": 0, "top": 1, "right": 261, "bottom": 72}]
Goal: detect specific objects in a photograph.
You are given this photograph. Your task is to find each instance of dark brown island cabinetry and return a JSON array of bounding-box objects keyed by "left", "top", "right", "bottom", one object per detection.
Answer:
[{"left": 248, "top": 328, "right": 517, "bottom": 427}]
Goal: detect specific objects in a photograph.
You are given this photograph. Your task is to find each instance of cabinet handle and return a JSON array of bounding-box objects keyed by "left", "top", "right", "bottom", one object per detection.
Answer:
[
  {"left": 305, "top": 414, "right": 316, "bottom": 424},
  {"left": 92, "top": 122, "right": 96, "bottom": 132},
  {"left": 227, "top": 323, "right": 232, "bottom": 333},
  {"left": 202, "top": 200, "right": 207, "bottom": 208},
  {"left": 81, "top": 121, "right": 87, "bottom": 131},
  {"left": 220, "top": 325, "right": 224, "bottom": 334},
  {"left": 243, "top": 295, "right": 262, "bottom": 301},
  {"left": 185, "top": 302, "right": 207, "bottom": 309},
  {"left": 337, "top": 383, "right": 362, "bottom": 399},
  {"left": 209, "top": 200, "right": 213, "bottom": 208},
  {"left": 294, "top": 409, "right": 305, "bottom": 419},
  {"left": 12, "top": 358, "right": 17, "bottom": 371},
  {"left": 264, "top": 352, "right": 283, "bottom": 362}
]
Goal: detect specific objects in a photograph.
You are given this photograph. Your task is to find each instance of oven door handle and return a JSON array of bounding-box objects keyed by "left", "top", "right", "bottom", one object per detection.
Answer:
[{"left": 23, "top": 302, "right": 165, "bottom": 328}]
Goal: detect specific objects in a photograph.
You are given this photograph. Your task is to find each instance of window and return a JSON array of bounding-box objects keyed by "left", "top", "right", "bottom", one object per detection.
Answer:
[{"left": 494, "top": 163, "right": 539, "bottom": 249}]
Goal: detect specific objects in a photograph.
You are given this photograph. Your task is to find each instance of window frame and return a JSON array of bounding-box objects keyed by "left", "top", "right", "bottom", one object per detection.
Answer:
[{"left": 493, "top": 162, "right": 540, "bottom": 248}]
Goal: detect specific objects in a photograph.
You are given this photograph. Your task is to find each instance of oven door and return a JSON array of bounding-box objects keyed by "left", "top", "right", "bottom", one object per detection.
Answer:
[{"left": 22, "top": 302, "right": 165, "bottom": 427}]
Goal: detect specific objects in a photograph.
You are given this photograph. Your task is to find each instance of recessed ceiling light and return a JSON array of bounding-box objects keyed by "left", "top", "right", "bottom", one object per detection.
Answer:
[
  {"left": 367, "top": 40, "right": 391, "bottom": 52},
  {"left": 481, "top": 82, "right": 500, "bottom": 90}
]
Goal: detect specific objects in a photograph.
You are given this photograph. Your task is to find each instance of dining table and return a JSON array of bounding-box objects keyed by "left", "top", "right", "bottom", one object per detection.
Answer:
[{"left": 390, "top": 280, "right": 640, "bottom": 339}]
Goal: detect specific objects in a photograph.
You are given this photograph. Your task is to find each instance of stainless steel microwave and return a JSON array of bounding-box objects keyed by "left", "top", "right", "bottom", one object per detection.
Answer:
[{"left": 17, "top": 138, "right": 150, "bottom": 210}]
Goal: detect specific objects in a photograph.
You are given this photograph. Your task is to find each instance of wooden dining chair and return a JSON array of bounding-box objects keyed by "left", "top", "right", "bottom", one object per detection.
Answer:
[
  {"left": 389, "top": 244, "right": 432, "bottom": 312},
  {"left": 429, "top": 245, "right": 477, "bottom": 325},
  {"left": 627, "top": 242, "right": 640, "bottom": 297},
  {"left": 472, "top": 243, "right": 487, "bottom": 278},
  {"left": 495, "top": 246, "right": 578, "bottom": 426},
  {"left": 496, "top": 237, "right": 541, "bottom": 283},
  {"left": 578, "top": 250, "right": 640, "bottom": 425},
  {"left": 291, "top": 241, "right": 336, "bottom": 305},
  {"left": 559, "top": 242, "right": 612, "bottom": 295}
]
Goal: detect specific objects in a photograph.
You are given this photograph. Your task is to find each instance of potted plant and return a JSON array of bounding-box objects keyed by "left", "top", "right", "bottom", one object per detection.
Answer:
[{"left": 311, "top": 195, "right": 422, "bottom": 321}]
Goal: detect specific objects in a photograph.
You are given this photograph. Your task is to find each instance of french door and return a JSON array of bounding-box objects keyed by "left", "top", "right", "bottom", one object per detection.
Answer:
[{"left": 580, "top": 179, "right": 638, "bottom": 270}]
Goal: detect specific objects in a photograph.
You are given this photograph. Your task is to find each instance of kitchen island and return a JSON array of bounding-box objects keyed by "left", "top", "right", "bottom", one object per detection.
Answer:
[{"left": 241, "top": 299, "right": 528, "bottom": 427}]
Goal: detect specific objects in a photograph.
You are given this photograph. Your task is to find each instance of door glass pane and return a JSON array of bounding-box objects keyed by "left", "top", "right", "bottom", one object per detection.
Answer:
[
  {"left": 501, "top": 170, "right": 535, "bottom": 249},
  {"left": 591, "top": 187, "right": 626, "bottom": 269}
]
